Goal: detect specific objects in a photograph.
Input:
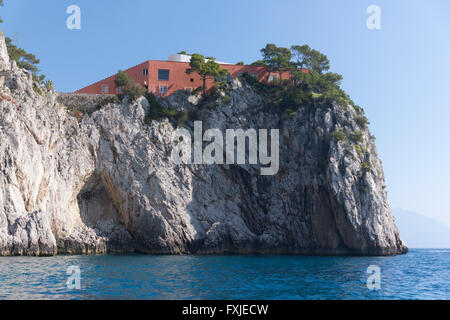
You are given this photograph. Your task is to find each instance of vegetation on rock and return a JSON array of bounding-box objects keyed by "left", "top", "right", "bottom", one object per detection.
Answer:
[
  {"left": 355, "top": 115, "right": 369, "bottom": 129},
  {"left": 144, "top": 92, "right": 189, "bottom": 128},
  {"left": 240, "top": 43, "right": 363, "bottom": 117},
  {"left": 186, "top": 54, "right": 228, "bottom": 96},
  {"left": 1, "top": 0, "right": 51, "bottom": 93},
  {"left": 114, "top": 70, "right": 146, "bottom": 102},
  {"left": 331, "top": 130, "right": 349, "bottom": 144}
]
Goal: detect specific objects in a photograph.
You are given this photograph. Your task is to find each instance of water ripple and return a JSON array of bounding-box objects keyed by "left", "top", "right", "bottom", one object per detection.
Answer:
[{"left": 0, "top": 249, "right": 448, "bottom": 300}]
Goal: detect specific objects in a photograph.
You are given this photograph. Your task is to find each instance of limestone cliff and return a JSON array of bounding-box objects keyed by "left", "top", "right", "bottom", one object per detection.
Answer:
[{"left": 0, "top": 33, "right": 407, "bottom": 256}]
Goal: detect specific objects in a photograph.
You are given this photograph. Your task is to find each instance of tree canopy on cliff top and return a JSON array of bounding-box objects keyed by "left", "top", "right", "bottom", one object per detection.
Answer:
[
  {"left": 186, "top": 54, "right": 228, "bottom": 96},
  {"left": 250, "top": 43, "right": 361, "bottom": 116},
  {"left": 114, "top": 70, "right": 146, "bottom": 102},
  {"left": 260, "top": 44, "right": 292, "bottom": 83}
]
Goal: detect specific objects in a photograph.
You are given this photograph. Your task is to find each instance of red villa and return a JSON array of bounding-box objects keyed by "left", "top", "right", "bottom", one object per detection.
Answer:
[{"left": 75, "top": 54, "right": 294, "bottom": 96}]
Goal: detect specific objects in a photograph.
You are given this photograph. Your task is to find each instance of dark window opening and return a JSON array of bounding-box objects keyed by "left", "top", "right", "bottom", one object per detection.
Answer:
[{"left": 158, "top": 69, "right": 170, "bottom": 81}]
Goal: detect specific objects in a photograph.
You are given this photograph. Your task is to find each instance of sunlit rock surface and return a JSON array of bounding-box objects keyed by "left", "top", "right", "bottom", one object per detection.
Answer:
[{"left": 0, "top": 34, "right": 406, "bottom": 256}]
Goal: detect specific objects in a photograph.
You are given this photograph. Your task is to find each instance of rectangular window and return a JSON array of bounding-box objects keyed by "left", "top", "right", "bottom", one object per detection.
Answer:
[
  {"left": 159, "top": 85, "right": 168, "bottom": 94},
  {"left": 158, "top": 69, "right": 170, "bottom": 81},
  {"left": 101, "top": 84, "right": 109, "bottom": 94},
  {"left": 143, "top": 68, "right": 148, "bottom": 76},
  {"left": 116, "top": 86, "right": 122, "bottom": 93}
]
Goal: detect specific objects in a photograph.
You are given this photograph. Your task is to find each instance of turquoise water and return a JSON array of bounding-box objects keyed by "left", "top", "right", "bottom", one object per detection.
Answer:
[{"left": 0, "top": 249, "right": 448, "bottom": 300}]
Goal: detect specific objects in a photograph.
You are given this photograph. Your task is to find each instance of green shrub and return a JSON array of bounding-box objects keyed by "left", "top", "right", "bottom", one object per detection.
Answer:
[
  {"left": 349, "top": 131, "right": 364, "bottom": 143},
  {"left": 355, "top": 116, "right": 369, "bottom": 129},
  {"left": 354, "top": 144, "right": 366, "bottom": 159},
  {"left": 330, "top": 130, "right": 348, "bottom": 142},
  {"left": 221, "top": 94, "right": 231, "bottom": 105},
  {"left": 160, "top": 108, "right": 177, "bottom": 117},
  {"left": 144, "top": 92, "right": 164, "bottom": 124},
  {"left": 360, "top": 162, "right": 371, "bottom": 173},
  {"left": 144, "top": 115, "right": 153, "bottom": 125},
  {"left": 283, "top": 108, "right": 297, "bottom": 119},
  {"left": 126, "top": 83, "right": 147, "bottom": 102},
  {"left": 239, "top": 72, "right": 259, "bottom": 87},
  {"left": 145, "top": 92, "right": 161, "bottom": 107},
  {"left": 114, "top": 70, "right": 132, "bottom": 88},
  {"left": 114, "top": 70, "right": 146, "bottom": 102},
  {"left": 5, "top": 35, "right": 46, "bottom": 82},
  {"left": 311, "top": 92, "right": 322, "bottom": 99},
  {"left": 232, "top": 43, "right": 367, "bottom": 125},
  {"left": 144, "top": 92, "right": 189, "bottom": 127},
  {"left": 32, "top": 83, "right": 42, "bottom": 95},
  {"left": 322, "top": 86, "right": 350, "bottom": 107},
  {"left": 45, "top": 80, "right": 54, "bottom": 91}
]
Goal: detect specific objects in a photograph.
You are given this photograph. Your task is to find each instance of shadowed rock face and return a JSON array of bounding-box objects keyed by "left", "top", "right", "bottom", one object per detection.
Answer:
[{"left": 0, "top": 34, "right": 407, "bottom": 256}]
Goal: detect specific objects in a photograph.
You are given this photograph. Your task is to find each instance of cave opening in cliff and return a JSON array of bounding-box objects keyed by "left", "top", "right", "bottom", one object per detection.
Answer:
[{"left": 76, "top": 173, "right": 122, "bottom": 231}]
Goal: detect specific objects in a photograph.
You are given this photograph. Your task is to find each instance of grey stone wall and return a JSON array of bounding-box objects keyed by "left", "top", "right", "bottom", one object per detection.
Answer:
[{"left": 56, "top": 92, "right": 119, "bottom": 113}]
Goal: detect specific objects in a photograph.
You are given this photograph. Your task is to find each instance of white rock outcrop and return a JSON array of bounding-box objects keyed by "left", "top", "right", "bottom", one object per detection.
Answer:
[
  {"left": 0, "top": 34, "right": 407, "bottom": 256},
  {"left": 0, "top": 31, "right": 9, "bottom": 71}
]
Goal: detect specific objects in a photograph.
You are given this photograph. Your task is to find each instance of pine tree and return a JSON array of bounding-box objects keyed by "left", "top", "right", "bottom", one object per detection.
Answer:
[{"left": 186, "top": 54, "right": 227, "bottom": 96}]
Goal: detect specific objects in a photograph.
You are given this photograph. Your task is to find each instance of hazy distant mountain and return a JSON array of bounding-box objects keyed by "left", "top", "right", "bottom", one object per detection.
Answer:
[{"left": 393, "top": 208, "right": 450, "bottom": 248}]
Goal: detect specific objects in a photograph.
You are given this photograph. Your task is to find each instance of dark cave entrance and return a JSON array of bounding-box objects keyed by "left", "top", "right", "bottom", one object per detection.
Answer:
[
  {"left": 77, "top": 173, "right": 122, "bottom": 231},
  {"left": 74, "top": 172, "right": 136, "bottom": 253}
]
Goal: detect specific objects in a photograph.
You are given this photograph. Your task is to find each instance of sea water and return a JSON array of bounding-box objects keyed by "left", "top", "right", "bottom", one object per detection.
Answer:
[{"left": 0, "top": 249, "right": 448, "bottom": 300}]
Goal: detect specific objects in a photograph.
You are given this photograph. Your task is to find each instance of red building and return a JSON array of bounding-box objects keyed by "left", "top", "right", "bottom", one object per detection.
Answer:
[{"left": 75, "top": 54, "right": 293, "bottom": 96}]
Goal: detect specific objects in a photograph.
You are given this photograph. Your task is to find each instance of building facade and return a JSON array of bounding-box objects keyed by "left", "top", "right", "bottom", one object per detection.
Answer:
[{"left": 75, "top": 54, "right": 293, "bottom": 96}]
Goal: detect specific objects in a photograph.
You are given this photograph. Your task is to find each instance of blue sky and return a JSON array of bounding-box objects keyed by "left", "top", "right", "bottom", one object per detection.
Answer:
[{"left": 1, "top": 0, "right": 450, "bottom": 227}]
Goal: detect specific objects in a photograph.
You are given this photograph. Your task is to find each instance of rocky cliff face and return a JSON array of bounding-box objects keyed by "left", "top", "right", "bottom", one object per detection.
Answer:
[{"left": 0, "top": 33, "right": 406, "bottom": 256}]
